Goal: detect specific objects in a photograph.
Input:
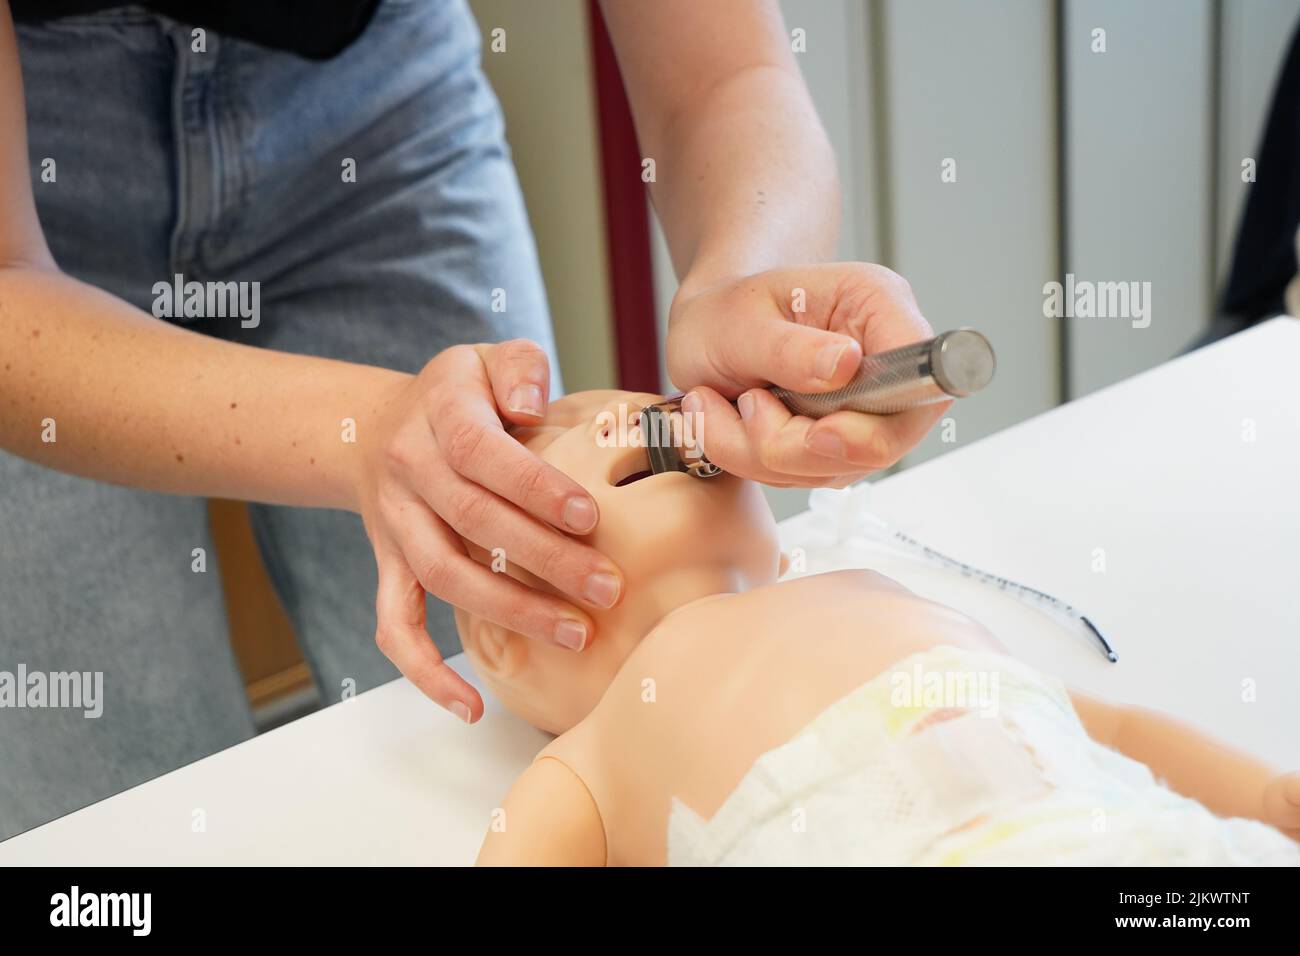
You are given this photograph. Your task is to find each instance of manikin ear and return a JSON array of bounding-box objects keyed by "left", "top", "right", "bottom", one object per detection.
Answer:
[{"left": 453, "top": 607, "right": 529, "bottom": 679}]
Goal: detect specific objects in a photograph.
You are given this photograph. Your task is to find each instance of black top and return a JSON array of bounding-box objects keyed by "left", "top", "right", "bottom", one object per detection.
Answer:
[
  {"left": 10, "top": 1, "right": 384, "bottom": 60},
  {"left": 1222, "top": 13, "right": 1300, "bottom": 325}
]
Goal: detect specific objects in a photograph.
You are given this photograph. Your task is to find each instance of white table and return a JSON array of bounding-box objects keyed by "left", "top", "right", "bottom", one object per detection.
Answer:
[{"left": 4, "top": 318, "right": 1298, "bottom": 865}]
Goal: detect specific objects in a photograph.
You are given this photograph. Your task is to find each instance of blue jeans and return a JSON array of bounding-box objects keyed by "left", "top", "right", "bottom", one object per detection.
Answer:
[{"left": 0, "top": 0, "right": 556, "bottom": 840}]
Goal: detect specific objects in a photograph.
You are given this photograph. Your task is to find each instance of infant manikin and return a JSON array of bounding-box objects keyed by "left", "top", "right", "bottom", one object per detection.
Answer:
[{"left": 461, "top": 391, "right": 1300, "bottom": 866}]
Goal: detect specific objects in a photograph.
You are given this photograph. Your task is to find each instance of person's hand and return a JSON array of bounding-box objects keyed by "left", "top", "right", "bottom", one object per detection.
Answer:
[
  {"left": 1262, "top": 772, "right": 1300, "bottom": 841},
  {"left": 666, "top": 263, "right": 948, "bottom": 487},
  {"left": 357, "top": 340, "right": 623, "bottom": 722}
]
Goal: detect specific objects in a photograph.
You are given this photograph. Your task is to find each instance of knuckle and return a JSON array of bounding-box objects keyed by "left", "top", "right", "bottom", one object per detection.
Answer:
[
  {"left": 383, "top": 434, "right": 413, "bottom": 474},
  {"left": 532, "top": 539, "right": 571, "bottom": 584},
  {"left": 374, "top": 625, "right": 398, "bottom": 658},
  {"left": 407, "top": 660, "right": 447, "bottom": 698},
  {"left": 443, "top": 487, "right": 490, "bottom": 533},
  {"left": 415, "top": 556, "right": 453, "bottom": 597},
  {"left": 494, "top": 588, "right": 536, "bottom": 635},
  {"left": 443, "top": 420, "right": 486, "bottom": 473},
  {"left": 860, "top": 261, "right": 897, "bottom": 284},
  {"left": 876, "top": 264, "right": 916, "bottom": 303},
  {"left": 420, "top": 383, "right": 447, "bottom": 415},
  {"left": 774, "top": 325, "right": 802, "bottom": 360},
  {"left": 838, "top": 275, "right": 880, "bottom": 315},
  {"left": 665, "top": 335, "right": 700, "bottom": 387},
  {"left": 863, "top": 430, "right": 898, "bottom": 468},
  {"left": 710, "top": 329, "right": 746, "bottom": 382},
  {"left": 711, "top": 442, "right": 751, "bottom": 479},
  {"left": 429, "top": 344, "right": 468, "bottom": 375},
  {"left": 513, "top": 458, "right": 551, "bottom": 506},
  {"left": 702, "top": 427, "right": 740, "bottom": 470},
  {"left": 500, "top": 337, "right": 543, "bottom": 361},
  {"left": 856, "top": 263, "right": 913, "bottom": 301}
]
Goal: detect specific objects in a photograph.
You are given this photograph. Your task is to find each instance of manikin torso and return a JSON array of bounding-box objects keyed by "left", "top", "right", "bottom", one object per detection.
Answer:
[{"left": 540, "top": 568, "right": 1003, "bottom": 866}]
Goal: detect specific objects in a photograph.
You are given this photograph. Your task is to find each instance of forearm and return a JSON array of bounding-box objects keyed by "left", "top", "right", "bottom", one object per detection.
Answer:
[
  {"left": 0, "top": 2, "right": 50, "bottom": 266},
  {"left": 0, "top": 263, "right": 407, "bottom": 511},
  {"left": 650, "top": 67, "right": 840, "bottom": 295},
  {"left": 1115, "top": 707, "right": 1275, "bottom": 823},
  {"left": 601, "top": 0, "right": 840, "bottom": 297}
]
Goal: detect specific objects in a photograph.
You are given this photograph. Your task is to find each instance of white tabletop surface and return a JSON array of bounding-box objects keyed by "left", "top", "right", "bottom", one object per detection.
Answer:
[{"left": 3, "top": 318, "right": 1298, "bottom": 865}]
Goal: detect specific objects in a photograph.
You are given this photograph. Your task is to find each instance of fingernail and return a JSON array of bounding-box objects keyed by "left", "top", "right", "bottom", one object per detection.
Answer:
[
  {"left": 507, "top": 384, "right": 544, "bottom": 417},
  {"left": 806, "top": 430, "right": 845, "bottom": 459},
  {"left": 554, "top": 619, "right": 587, "bottom": 651},
  {"left": 583, "top": 571, "right": 620, "bottom": 608},
  {"left": 681, "top": 391, "right": 702, "bottom": 416},
  {"left": 815, "top": 342, "right": 849, "bottom": 382},
  {"left": 737, "top": 392, "right": 755, "bottom": 422},
  {"left": 448, "top": 700, "right": 472, "bottom": 723},
  {"left": 562, "top": 495, "right": 597, "bottom": 533}
]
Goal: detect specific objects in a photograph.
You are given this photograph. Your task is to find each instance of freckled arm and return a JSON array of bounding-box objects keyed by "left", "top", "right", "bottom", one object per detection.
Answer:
[
  {"left": 0, "top": 266, "right": 409, "bottom": 510},
  {"left": 0, "top": 1, "right": 407, "bottom": 512}
]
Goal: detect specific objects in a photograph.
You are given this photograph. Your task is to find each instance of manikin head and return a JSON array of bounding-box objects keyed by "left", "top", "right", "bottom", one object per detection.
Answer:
[{"left": 455, "top": 390, "right": 782, "bottom": 734}]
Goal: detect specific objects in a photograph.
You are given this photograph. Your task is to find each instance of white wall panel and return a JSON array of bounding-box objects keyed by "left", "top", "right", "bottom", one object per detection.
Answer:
[
  {"left": 882, "top": 0, "right": 1059, "bottom": 466},
  {"left": 1063, "top": 0, "right": 1214, "bottom": 396}
]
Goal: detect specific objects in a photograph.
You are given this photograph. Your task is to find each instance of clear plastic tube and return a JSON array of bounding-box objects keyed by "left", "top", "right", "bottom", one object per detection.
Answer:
[{"left": 807, "top": 486, "right": 1117, "bottom": 662}]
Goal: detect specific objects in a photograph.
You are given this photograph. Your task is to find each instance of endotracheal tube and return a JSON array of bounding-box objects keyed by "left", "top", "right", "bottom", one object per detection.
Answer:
[{"left": 806, "top": 485, "right": 1117, "bottom": 663}]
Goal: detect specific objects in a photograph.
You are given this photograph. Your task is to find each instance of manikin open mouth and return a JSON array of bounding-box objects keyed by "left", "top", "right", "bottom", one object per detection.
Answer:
[
  {"left": 607, "top": 400, "right": 719, "bottom": 485},
  {"left": 610, "top": 448, "right": 658, "bottom": 487},
  {"left": 609, "top": 446, "right": 671, "bottom": 487},
  {"left": 614, "top": 467, "right": 655, "bottom": 487}
]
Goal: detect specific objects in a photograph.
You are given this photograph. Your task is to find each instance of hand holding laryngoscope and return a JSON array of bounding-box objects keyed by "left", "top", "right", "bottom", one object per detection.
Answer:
[
  {"left": 641, "top": 329, "right": 996, "bottom": 478},
  {"left": 640, "top": 330, "right": 1117, "bottom": 662}
]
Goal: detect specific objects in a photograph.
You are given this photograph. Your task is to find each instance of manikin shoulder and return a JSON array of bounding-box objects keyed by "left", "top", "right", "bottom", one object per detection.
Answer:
[{"left": 475, "top": 753, "right": 606, "bottom": 866}]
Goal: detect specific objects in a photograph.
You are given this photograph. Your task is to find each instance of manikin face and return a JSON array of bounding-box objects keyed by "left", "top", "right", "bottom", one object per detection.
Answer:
[{"left": 456, "top": 390, "right": 782, "bottom": 734}]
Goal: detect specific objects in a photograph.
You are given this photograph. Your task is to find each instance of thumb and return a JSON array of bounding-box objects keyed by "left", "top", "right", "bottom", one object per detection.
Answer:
[{"left": 478, "top": 339, "right": 551, "bottom": 425}]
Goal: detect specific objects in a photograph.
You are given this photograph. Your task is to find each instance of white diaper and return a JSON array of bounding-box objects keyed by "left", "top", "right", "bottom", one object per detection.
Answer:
[{"left": 667, "top": 646, "right": 1300, "bottom": 866}]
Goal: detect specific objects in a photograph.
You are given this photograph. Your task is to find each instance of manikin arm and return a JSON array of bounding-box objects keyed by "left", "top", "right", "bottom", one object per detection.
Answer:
[
  {"left": 1070, "top": 690, "right": 1300, "bottom": 839},
  {"left": 475, "top": 757, "right": 607, "bottom": 867}
]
